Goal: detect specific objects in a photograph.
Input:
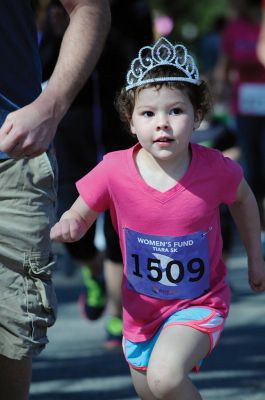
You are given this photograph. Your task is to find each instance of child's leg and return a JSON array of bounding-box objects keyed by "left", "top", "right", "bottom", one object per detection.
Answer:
[
  {"left": 129, "top": 325, "right": 210, "bottom": 400},
  {"left": 124, "top": 308, "right": 224, "bottom": 399},
  {"left": 130, "top": 367, "right": 157, "bottom": 400},
  {"left": 147, "top": 324, "right": 210, "bottom": 400}
]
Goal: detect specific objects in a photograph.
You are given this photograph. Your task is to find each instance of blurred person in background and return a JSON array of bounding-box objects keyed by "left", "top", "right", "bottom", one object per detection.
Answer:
[
  {"left": 0, "top": 0, "right": 110, "bottom": 399},
  {"left": 199, "top": 15, "right": 227, "bottom": 86},
  {"left": 217, "top": 0, "right": 265, "bottom": 251},
  {"left": 40, "top": 1, "right": 107, "bottom": 325},
  {"left": 40, "top": 0, "right": 153, "bottom": 348},
  {"left": 197, "top": 14, "right": 240, "bottom": 264},
  {"left": 31, "top": 0, "right": 50, "bottom": 43}
]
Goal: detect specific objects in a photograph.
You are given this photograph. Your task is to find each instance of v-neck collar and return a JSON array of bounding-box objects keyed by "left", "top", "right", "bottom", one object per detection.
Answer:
[{"left": 126, "top": 143, "right": 197, "bottom": 204}]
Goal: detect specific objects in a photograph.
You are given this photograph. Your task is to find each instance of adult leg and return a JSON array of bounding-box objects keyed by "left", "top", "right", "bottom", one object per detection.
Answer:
[
  {"left": 104, "top": 259, "right": 123, "bottom": 317},
  {"left": 103, "top": 211, "right": 123, "bottom": 347},
  {"left": 78, "top": 250, "right": 106, "bottom": 321},
  {"left": 236, "top": 116, "right": 265, "bottom": 227},
  {"left": 147, "top": 325, "right": 210, "bottom": 400},
  {"left": 0, "top": 356, "right": 32, "bottom": 400},
  {"left": 0, "top": 153, "right": 58, "bottom": 400},
  {"left": 55, "top": 106, "right": 107, "bottom": 317},
  {"left": 103, "top": 258, "right": 123, "bottom": 347}
]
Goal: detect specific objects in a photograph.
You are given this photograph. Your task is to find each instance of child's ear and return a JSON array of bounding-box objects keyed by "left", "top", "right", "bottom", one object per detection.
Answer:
[
  {"left": 129, "top": 117, "right": 137, "bottom": 135},
  {"left": 194, "top": 109, "right": 202, "bottom": 130}
]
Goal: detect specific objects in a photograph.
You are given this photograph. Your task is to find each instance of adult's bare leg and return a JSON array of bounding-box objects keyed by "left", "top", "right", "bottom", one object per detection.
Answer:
[{"left": 0, "top": 355, "right": 32, "bottom": 400}]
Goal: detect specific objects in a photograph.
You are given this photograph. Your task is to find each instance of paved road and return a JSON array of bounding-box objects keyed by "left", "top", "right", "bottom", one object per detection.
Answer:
[{"left": 30, "top": 236, "right": 265, "bottom": 400}]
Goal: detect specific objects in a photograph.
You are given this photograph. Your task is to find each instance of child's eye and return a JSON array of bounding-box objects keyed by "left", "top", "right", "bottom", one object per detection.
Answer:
[
  {"left": 170, "top": 107, "right": 182, "bottom": 115},
  {"left": 143, "top": 111, "right": 154, "bottom": 117}
]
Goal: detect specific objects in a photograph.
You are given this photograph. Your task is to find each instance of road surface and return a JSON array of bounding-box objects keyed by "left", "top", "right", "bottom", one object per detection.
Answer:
[{"left": 30, "top": 235, "right": 265, "bottom": 400}]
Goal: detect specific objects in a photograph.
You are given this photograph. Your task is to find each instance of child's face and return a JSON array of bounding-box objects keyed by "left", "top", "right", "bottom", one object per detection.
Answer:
[{"left": 129, "top": 85, "right": 201, "bottom": 163}]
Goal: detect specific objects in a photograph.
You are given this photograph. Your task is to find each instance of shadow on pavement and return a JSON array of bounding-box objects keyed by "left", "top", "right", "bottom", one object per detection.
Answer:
[{"left": 31, "top": 347, "right": 137, "bottom": 400}]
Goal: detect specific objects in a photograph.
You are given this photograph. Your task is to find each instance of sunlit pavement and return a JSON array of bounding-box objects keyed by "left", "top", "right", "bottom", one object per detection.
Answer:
[{"left": 30, "top": 234, "right": 265, "bottom": 400}]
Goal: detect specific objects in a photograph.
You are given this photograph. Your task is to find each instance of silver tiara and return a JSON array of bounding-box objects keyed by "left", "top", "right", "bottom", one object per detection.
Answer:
[{"left": 126, "top": 36, "right": 201, "bottom": 91}]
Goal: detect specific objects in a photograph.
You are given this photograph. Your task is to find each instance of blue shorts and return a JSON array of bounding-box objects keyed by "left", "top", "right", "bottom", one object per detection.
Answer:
[{"left": 123, "top": 307, "right": 225, "bottom": 372}]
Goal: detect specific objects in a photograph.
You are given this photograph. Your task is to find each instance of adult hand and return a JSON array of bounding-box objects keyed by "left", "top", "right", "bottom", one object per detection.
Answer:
[{"left": 0, "top": 98, "right": 60, "bottom": 159}]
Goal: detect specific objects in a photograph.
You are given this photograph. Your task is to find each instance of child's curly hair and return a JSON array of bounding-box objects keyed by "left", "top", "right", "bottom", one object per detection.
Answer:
[{"left": 115, "top": 66, "right": 212, "bottom": 132}]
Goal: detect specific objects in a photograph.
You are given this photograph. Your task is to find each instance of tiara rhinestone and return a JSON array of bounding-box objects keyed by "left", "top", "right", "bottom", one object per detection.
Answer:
[{"left": 125, "top": 36, "right": 200, "bottom": 91}]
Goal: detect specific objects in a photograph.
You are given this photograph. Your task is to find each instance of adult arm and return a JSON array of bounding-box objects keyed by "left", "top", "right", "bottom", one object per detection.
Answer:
[
  {"left": 229, "top": 178, "right": 265, "bottom": 292},
  {"left": 257, "top": 6, "right": 265, "bottom": 66},
  {"left": 0, "top": 0, "right": 110, "bottom": 159}
]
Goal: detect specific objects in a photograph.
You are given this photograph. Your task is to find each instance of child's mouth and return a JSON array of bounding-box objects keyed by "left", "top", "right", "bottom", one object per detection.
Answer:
[{"left": 154, "top": 137, "right": 174, "bottom": 143}]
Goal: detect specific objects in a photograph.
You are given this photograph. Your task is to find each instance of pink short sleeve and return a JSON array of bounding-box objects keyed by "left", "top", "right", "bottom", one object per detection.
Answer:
[
  {"left": 76, "top": 159, "right": 110, "bottom": 213},
  {"left": 218, "top": 156, "right": 243, "bottom": 204}
]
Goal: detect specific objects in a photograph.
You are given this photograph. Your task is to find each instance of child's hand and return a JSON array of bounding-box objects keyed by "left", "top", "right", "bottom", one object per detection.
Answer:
[
  {"left": 50, "top": 217, "right": 87, "bottom": 242},
  {"left": 248, "top": 259, "right": 265, "bottom": 292},
  {"left": 50, "top": 197, "right": 98, "bottom": 243}
]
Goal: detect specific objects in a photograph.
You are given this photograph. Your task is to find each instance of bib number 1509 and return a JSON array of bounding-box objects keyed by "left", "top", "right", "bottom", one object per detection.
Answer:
[{"left": 131, "top": 253, "right": 205, "bottom": 284}]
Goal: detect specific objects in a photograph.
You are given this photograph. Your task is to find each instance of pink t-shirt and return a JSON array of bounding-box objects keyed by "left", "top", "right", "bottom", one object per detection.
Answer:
[
  {"left": 76, "top": 143, "right": 243, "bottom": 342},
  {"left": 222, "top": 18, "right": 265, "bottom": 115}
]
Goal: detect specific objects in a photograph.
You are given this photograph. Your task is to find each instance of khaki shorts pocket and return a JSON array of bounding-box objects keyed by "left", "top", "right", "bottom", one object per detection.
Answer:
[{"left": 25, "top": 256, "right": 58, "bottom": 343}]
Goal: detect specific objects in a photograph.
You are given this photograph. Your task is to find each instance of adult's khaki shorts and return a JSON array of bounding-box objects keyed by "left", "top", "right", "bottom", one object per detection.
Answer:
[{"left": 0, "top": 148, "right": 58, "bottom": 360}]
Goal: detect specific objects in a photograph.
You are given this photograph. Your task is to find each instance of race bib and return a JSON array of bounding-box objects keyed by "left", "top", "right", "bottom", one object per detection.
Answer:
[
  {"left": 238, "top": 83, "right": 265, "bottom": 115},
  {"left": 125, "top": 228, "right": 210, "bottom": 300}
]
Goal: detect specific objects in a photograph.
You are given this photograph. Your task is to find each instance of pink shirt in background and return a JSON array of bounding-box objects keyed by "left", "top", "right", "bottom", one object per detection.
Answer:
[
  {"left": 76, "top": 143, "right": 243, "bottom": 342},
  {"left": 222, "top": 18, "right": 265, "bottom": 115}
]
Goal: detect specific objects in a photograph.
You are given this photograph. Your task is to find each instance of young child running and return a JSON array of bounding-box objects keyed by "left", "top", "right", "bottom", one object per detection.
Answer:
[{"left": 50, "top": 37, "right": 265, "bottom": 400}]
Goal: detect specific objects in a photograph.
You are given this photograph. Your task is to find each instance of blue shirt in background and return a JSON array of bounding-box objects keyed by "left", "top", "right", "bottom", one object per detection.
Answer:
[{"left": 0, "top": 0, "right": 42, "bottom": 159}]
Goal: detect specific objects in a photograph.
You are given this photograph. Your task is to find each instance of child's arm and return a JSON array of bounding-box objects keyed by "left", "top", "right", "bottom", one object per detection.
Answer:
[
  {"left": 50, "top": 196, "right": 98, "bottom": 242},
  {"left": 228, "top": 178, "right": 265, "bottom": 292}
]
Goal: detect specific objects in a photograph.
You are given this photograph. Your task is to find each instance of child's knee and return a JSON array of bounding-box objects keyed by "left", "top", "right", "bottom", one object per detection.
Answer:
[{"left": 147, "top": 367, "right": 185, "bottom": 399}]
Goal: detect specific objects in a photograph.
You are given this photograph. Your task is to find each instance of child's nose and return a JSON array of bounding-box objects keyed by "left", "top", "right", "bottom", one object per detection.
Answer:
[
  {"left": 156, "top": 118, "right": 169, "bottom": 131},
  {"left": 156, "top": 115, "right": 169, "bottom": 130}
]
